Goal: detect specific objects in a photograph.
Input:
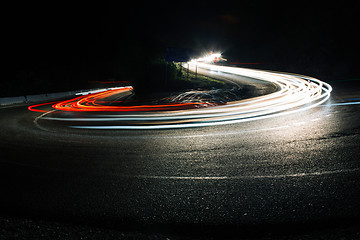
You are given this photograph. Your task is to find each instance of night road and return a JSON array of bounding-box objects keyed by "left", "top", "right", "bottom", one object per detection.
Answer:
[{"left": 1, "top": 65, "right": 360, "bottom": 239}]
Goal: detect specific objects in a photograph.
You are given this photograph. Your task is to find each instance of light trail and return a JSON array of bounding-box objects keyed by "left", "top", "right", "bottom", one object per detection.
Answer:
[
  {"left": 29, "top": 86, "right": 210, "bottom": 113},
  {"left": 29, "top": 62, "right": 333, "bottom": 130}
]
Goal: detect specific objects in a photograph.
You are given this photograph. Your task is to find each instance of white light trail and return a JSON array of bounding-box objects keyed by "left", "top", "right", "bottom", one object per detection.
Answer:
[
  {"left": 42, "top": 62, "right": 333, "bottom": 130},
  {"left": 75, "top": 86, "right": 130, "bottom": 96}
]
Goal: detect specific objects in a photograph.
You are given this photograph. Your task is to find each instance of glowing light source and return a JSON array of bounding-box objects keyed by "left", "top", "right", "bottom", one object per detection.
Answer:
[{"left": 192, "top": 52, "right": 224, "bottom": 63}]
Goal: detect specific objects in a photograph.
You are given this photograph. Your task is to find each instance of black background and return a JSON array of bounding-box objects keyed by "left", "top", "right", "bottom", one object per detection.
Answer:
[{"left": 6, "top": 1, "right": 360, "bottom": 96}]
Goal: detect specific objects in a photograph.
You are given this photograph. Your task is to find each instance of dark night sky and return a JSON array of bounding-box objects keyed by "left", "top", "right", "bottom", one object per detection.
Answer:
[{"left": 6, "top": 1, "right": 360, "bottom": 95}]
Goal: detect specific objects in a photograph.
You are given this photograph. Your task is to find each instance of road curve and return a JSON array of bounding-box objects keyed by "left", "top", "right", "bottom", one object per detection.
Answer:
[
  {"left": 29, "top": 62, "right": 332, "bottom": 130},
  {"left": 0, "top": 64, "right": 359, "bottom": 238}
]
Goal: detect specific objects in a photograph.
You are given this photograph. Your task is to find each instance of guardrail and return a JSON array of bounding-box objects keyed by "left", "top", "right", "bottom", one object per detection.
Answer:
[{"left": 0, "top": 88, "right": 112, "bottom": 107}]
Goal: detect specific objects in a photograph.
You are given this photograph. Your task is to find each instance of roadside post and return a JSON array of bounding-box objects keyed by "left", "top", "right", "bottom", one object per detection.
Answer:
[
  {"left": 187, "top": 63, "right": 189, "bottom": 81},
  {"left": 195, "top": 65, "right": 197, "bottom": 81}
]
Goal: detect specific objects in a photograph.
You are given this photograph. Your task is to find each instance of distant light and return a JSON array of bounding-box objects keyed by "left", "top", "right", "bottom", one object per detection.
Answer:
[{"left": 191, "top": 52, "right": 224, "bottom": 63}]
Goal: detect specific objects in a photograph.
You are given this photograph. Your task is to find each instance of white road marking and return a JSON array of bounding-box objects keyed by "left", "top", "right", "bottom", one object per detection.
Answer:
[
  {"left": 130, "top": 168, "right": 360, "bottom": 180},
  {"left": 33, "top": 110, "right": 56, "bottom": 132}
]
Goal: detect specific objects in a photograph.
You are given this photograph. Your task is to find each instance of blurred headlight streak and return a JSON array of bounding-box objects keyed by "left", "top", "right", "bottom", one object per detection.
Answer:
[
  {"left": 29, "top": 63, "right": 332, "bottom": 130},
  {"left": 193, "top": 52, "right": 223, "bottom": 63}
]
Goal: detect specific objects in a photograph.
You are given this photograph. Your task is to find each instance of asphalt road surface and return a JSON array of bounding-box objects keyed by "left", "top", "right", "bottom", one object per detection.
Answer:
[{"left": 1, "top": 65, "right": 360, "bottom": 239}]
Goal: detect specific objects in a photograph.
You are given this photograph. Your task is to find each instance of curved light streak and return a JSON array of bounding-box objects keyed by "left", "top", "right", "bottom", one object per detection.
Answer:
[
  {"left": 29, "top": 63, "right": 332, "bottom": 130},
  {"left": 29, "top": 86, "right": 210, "bottom": 113},
  {"left": 52, "top": 86, "right": 210, "bottom": 112}
]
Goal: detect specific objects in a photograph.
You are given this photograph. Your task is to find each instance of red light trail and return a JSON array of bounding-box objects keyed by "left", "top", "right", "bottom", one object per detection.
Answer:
[{"left": 28, "top": 86, "right": 209, "bottom": 113}]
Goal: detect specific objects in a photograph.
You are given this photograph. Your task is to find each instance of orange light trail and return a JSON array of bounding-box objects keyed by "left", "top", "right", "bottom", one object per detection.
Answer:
[
  {"left": 28, "top": 86, "right": 209, "bottom": 113},
  {"left": 28, "top": 101, "right": 61, "bottom": 113}
]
